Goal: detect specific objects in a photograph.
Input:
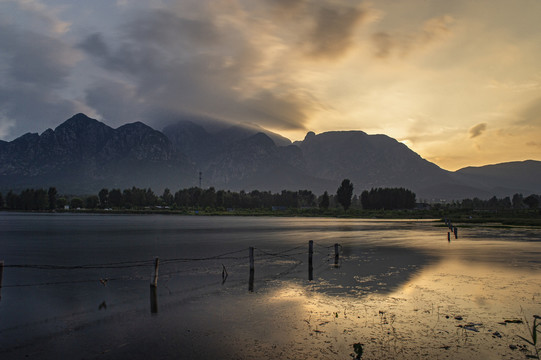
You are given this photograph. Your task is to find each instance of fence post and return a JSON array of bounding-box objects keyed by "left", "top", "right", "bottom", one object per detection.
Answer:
[
  {"left": 151, "top": 257, "right": 159, "bottom": 288},
  {"left": 334, "top": 243, "right": 340, "bottom": 267},
  {"left": 454, "top": 227, "right": 458, "bottom": 239},
  {"left": 448, "top": 232, "right": 451, "bottom": 242},
  {"left": 0, "top": 261, "right": 3, "bottom": 301},
  {"left": 308, "top": 241, "right": 314, "bottom": 281},
  {"left": 150, "top": 284, "right": 158, "bottom": 314},
  {"left": 249, "top": 247, "right": 254, "bottom": 292}
]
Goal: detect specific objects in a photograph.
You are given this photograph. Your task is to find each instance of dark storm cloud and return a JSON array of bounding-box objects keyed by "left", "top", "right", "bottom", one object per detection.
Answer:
[
  {"left": 78, "top": 33, "right": 110, "bottom": 58},
  {"left": 0, "top": 21, "right": 77, "bottom": 138},
  {"left": 0, "top": 23, "right": 72, "bottom": 88},
  {"left": 84, "top": 79, "right": 141, "bottom": 125},
  {"left": 304, "top": 5, "right": 367, "bottom": 60},
  {"left": 79, "top": 8, "right": 311, "bottom": 130},
  {"left": 123, "top": 9, "right": 220, "bottom": 46},
  {"left": 0, "top": 86, "right": 76, "bottom": 132},
  {"left": 469, "top": 123, "right": 487, "bottom": 138}
]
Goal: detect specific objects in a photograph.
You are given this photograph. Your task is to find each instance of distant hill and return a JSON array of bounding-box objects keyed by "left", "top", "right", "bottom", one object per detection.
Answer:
[
  {"left": 1, "top": 113, "right": 539, "bottom": 200},
  {"left": 453, "top": 160, "right": 541, "bottom": 198}
]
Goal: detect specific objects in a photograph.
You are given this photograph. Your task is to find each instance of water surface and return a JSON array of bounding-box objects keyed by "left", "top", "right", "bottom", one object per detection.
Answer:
[{"left": 0, "top": 213, "right": 539, "bottom": 359}]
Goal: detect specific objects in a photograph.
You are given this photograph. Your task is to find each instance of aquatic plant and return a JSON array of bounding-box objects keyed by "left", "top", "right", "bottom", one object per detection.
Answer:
[
  {"left": 351, "top": 342, "right": 363, "bottom": 359},
  {"left": 517, "top": 315, "right": 541, "bottom": 359}
]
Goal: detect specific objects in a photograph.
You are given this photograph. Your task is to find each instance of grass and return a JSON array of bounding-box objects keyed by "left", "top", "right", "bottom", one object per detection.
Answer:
[{"left": 518, "top": 315, "right": 541, "bottom": 359}]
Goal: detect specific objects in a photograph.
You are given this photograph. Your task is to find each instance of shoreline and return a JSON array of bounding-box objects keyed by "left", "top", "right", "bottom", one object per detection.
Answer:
[{"left": 1, "top": 208, "right": 539, "bottom": 227}]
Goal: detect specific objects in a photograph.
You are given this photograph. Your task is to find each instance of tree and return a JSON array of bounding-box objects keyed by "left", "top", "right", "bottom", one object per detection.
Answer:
[
  {"left": 48, "top": 187, "right": 57, "bottom": 210},
  {"left": 523, "top": 194, "right": 540, "bottom": 209},
  {"left": 85, "top": 195, "right": 99, "bottom": 209},
  {"left": 6, "top": 191, "right": 18, "bottom": 209},
  {"left": 298, "top": 190, "right": 316, "bottom": 208},
  {"left": 512, "top": 193, "right": 524, "bottom": 209},
  {"left": 70, "top": 197, "right": 84, "bottom": 209},
  {"left": 336, "top": 179, "right": 354, "bottom": 211},
  {"left": 57, "top": 197, "right": 67, "bottom": 209},
  {"left": 161, "top": 188, "right": 174, "bottom": 206},
  {"left": 98, "top": 188, "right": 109, "bottom": 208},
  {"left": 360, "top": 187, "right": 416, "bottom": 210},
  {"left": 319, "top": 191, "right": 330, "bottom": 210},
  {"left": 109, "top": 189, "right": 122, "bottom": 208}
]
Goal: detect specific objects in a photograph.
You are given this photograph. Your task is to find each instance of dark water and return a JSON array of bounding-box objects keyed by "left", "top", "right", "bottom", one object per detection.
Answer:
[{"left": 0, "top": 213, "right": 540, "bottom": 359}]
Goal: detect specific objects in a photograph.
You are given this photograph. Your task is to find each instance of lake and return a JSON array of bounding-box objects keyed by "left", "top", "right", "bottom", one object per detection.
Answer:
[{"left": 0, "top": 213, "right": 540, "bottom": 359}]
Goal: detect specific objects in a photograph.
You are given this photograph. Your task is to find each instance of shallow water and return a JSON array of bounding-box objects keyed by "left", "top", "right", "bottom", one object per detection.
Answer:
[{"left": 0, "top": 213, "right": 539, "bottom": 359}]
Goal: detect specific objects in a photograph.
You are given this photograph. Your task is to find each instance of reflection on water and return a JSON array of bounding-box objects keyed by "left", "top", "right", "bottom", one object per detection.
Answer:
[{"left": 0, "top": 213, "right": 540, "bottom": 359}]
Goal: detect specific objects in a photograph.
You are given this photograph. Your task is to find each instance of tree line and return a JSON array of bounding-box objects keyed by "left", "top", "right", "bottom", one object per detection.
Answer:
[
  {"left": 444, "top": 193, "right": 540, "bottom": 210},
  {"left": 360, "top": 188, "right": 416, "bottom": 210},
  {"left": 0, "top": 180, "right": 425, "bottom": 212}
]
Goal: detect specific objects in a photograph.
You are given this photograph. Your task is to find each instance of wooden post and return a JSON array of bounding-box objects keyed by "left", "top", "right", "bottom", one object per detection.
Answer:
[
  {"left": 454, "top": 227, "right": 458, "bottom": 239},
  {"left": 150, "top": 284, "right": 158, "bottom": 314},
  {"left": 0, "top": 261, "right": 3, "bottom": 301},
  {"left": 151, "top": 257, "right": 159, "bottom": 288},
  {"left": 308, "top": 241, "right": 314, "bottom": 281},
  {"left": 447, "top": 232, "right": 451, "bottom": 242},
  {"left": 334, "top": 243, "right": 340, "bottom": 267},
  {"left": 249, "top": 247, "right": 254, "bottom": 292}
]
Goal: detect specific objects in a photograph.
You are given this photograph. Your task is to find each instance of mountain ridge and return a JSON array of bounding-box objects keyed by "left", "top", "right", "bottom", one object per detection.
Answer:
[{"left": 0, "top": 113, "right": 539, "bottom": 200}]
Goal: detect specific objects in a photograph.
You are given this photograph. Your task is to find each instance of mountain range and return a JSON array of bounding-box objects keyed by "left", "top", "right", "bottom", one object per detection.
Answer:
[{"left": 1, "top": 113, "right": 539, "bottom": 201}]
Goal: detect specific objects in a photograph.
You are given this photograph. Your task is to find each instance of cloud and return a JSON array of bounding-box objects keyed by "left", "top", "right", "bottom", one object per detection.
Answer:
[
  {"left": 78, "top": 6, "right": 320, "bottom": 131},
  {"left": 517, "top": 97, "right": 541, "bottom": 126},
  {"left": 239, "top": 90, "right": 312, "bottom": 130},
  {"left": 469, "top": 123, "right": 487, "bottom": 138},
  {"left": 0, "top": 113, "right": 16, "bottom": 139},
  {"left": 0, "top": 18, "right": 78, "bottom": 139},
  {"left": 304, "top": 5, "right": 368, "bottom": 60},
  {"left": 371, "top": 15, "right": 455, "bottom": 59},
  {"left": 122, "top": 9, "right": 221, "bottom": 47},
  {"left": 84, "top": 79, "right": 141, "bottom": 126},
  {"left": 372, "top": 32, "right": 393, "bottom": 58},
  {"left": 1, "top": 0, "right": 71, "bottom": 34},
  {"left": 78, "top": 33, "right": 110, "bottom": 58},
  {"left": 527, "top": 141, "right": 541, "bottom": 148}
]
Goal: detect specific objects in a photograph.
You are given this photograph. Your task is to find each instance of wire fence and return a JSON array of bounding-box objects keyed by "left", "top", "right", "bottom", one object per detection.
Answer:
[{"left": 0, "top": 241, "right": 341, "bottom": 289}]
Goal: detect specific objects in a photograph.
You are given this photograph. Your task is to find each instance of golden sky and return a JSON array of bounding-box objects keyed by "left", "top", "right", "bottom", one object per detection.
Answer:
[{"left": 1, "top": 0, "right": 540, "bottom": 170}]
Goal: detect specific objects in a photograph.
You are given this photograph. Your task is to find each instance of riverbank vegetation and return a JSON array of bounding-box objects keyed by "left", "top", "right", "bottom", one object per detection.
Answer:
[{"left": 0, "top": 184, "right": 539, "bottom": 225}]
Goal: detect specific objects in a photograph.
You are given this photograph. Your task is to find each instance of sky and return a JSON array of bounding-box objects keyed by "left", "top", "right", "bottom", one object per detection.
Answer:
[{"left": 1, "top": 0, "right": 540, "bottom": 171}]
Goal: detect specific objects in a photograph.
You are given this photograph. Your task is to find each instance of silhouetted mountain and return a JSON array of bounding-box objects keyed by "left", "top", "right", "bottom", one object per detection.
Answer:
[
  {"left": 203, "top": 132, "right": 331, "bottom": 192},
  {"left": 1, "top": 113, "right": 539, "bottom": 200},
  {"left": 453, "top": 160, "right": 541, "bottom": 197},
  {"left": 0, "top": 113, "right": 196, "bottom": 194},
  {"left": 162, "top": 120, "right": 221, "bottom": 164},
  {"left": 295, "top": 131, "right": 491, "bottom": 200}
]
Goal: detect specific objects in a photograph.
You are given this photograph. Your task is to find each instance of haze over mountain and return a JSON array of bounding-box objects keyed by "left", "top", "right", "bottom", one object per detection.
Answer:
[{"left": 1, "top": 114, "right": 539, "bottom": 200}]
